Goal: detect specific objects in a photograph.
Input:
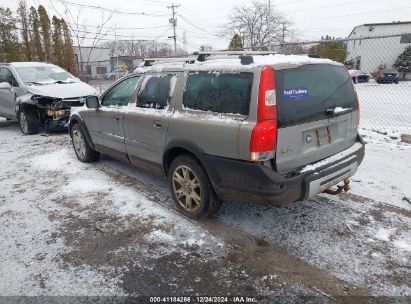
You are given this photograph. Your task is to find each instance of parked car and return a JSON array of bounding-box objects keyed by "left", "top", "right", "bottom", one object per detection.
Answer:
[
  {"left": 376, "top": 68, "right": 399, "bottom": 84},
  {"left": 0, "top": 62, "right": 97, "bottom": 134},
  {"left": 69, "top": 54, "right": 365, "bottom": 219},
  {"left": 105, "top": 68, "right": 127, "bottom": 80},
  {"left": 348, "top": 70, "right": 370, "bottom": 83}
]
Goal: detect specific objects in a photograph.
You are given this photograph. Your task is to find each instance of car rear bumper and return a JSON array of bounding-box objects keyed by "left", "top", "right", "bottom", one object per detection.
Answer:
[{"left": 203, "top": 134, "right": 365, "bottom": 204}]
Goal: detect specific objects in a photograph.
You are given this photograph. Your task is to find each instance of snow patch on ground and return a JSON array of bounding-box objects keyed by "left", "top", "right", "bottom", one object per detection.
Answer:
[
  {"left": 352, "top": 128, "right": 411, "bottom": 210},
  {"left": 356, "top": 81, "right": 411, "bottom": 134},
  {"left": 0, "top": 124, "right": 226, "bottom": 295}
]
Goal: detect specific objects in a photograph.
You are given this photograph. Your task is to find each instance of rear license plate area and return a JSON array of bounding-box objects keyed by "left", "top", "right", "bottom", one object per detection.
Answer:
[{"left": 316, "top": 127, "right": 331, "bottom": 146}]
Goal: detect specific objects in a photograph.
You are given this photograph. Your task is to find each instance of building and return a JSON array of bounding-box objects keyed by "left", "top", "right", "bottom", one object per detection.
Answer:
[
  {"left": 345, "top": 21, "right": 411, "bottom": 79},
  {"left": 110, "top": 55, "right": 141, "bottom": 73},
  {"left": 74, "top": 46, "right": 111, "bottom": 80}
]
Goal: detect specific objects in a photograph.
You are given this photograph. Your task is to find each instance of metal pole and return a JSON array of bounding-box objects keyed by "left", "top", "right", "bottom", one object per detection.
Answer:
[
  {"left": 168, "top": 3, "right": 180, "bottom": 54},
  {"left": 268, "top": 0, "right": 271, "bottom": 50}
]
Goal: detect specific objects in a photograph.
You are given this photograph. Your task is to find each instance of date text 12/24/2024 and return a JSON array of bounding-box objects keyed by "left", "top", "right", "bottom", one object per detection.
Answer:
[{"left": 149, "top": 296, "right": 258, "bottom": 303}]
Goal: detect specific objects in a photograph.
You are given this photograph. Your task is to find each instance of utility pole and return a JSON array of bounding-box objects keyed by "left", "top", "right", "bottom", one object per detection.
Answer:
[
  {"left": 183, "top": 30, "right": 187, "bottom": 53},
  {"left": 168, "top": 3, "right": 180, "bottom": 54},
  {"left": 281, "top": 22, "right": 286, "bottom": 53}
]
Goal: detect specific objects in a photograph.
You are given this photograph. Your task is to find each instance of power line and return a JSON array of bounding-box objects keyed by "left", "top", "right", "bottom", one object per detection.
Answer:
[
  {"left": 13, "top": 26, "right": 170, "bottom": 42},
  {"left": 50, "top": 0, "right": 169, "bottom": 17},
  {"left": 178, "top": 14, "right": 219, "bottom": 37},
  {"left": 70, "top": 24, "right": 170, "bottom": 31},
  {"left": 288, "top": 0, "right": 377, "bottom": 14},
  {"left": 119, "top": 0, "right": 170, "bottom": 7},
  {"left": 7, "top": 15, "right": 171, "bottom": 39},
  {"left": 294, "top": 6, "right": 411, "bottom": 22},
  {"left": 179, "top": 7, "right": 217, "bottom": 29}
]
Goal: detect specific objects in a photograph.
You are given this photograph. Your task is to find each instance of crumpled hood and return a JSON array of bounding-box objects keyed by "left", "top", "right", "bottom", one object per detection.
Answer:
[{"left": 27, "top": 81, "right": 97, "bottom": 99}]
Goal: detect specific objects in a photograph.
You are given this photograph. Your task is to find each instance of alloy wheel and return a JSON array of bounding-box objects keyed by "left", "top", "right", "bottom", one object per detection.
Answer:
[
  {"left": 72, "top": 129, "right": 86, "bottom": 160},
  {"left": 172, "top": 165, "right": 202, "bottom": 212},
  {"left": 19, "top": 112, "right": 28, "bottom": 134}
]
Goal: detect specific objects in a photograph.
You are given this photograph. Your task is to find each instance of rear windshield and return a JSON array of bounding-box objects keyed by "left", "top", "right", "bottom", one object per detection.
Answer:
[
  {"left": 183, "top": 72, "right": 253, "bottom": 115},
  {"left": 275, "top": 64, "right": 356, "bottom": 128}
]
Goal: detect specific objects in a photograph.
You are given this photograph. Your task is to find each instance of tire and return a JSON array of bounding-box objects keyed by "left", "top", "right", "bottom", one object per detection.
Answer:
[
  {"left": 71, "top": 124, "right": 100, "bottom": 163},
  {"left": 19, "top": 109, "right": 39, "bottom": 135},
  {"left": 168, "top": 155, "right": 222, "bottom": 220}
]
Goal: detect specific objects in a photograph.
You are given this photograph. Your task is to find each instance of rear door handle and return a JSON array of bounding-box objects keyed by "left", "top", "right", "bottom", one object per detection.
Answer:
[{"left": 113, "top": 117, "right": 120, "bottom": 122}]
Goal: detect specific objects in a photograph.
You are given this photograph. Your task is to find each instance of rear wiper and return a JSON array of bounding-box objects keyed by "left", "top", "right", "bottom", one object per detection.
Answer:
[{"left": 326, "top": 107, "right": 353, "bottom": 116}]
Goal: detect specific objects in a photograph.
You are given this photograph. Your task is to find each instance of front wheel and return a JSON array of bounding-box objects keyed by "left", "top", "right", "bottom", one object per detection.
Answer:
[
  {"left": 71, "top": 124, "right": 100, "bottom": 162},
  {"left": 169, "top": 155, "right": 222, "bottom": 220},
  {"left": 19, "top": 109, "right": 39, "bottom": 135}
]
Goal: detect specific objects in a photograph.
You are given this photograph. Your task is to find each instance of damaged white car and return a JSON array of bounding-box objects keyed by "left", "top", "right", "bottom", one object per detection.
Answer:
[{"left": 0, "top": 62, "right": 97, "bottom": 134}]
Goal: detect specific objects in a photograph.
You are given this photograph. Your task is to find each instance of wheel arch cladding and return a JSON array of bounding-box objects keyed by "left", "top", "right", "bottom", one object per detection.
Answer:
[
  {"left": 69, "top": 116, "right": 95, "bottom": 150},
  {"left": 162, "top": 141, "right": 207, "bottom": 177}
]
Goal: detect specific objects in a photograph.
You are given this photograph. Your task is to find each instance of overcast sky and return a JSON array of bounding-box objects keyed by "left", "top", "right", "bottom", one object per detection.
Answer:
[{"left": 3, "top": 0, "right": 411, "bottom": 51}]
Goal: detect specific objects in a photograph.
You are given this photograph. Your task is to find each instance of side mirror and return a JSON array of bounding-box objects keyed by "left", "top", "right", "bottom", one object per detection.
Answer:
[
  {"left": 85, "top": 96, "right": 100, "bottom": 109},
  {"left": 0, "top": 82, "right": 12, "bottom": 89}
]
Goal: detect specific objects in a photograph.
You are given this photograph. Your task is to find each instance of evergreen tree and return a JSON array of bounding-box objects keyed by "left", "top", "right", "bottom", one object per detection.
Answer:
[
  {"left": 308, "top": 37, "right": 347, "bottom": 63},
  {"left": 29, "top": 6, "right": 44, "bottom": 61},
  {"left": 38, "top": 5, "right": 52, "bottom": 62},
  {"left": 228, "top": 34, "right": 243, "bottom": 51},
  {"left": 0, "top": 7, "right": 20, "bottom": 62},
  {"left": 51, "top": 16, "right": 63, "bottom": 66},
  {"left": 61, "top": 19, "right": 77, "bottom": 75},
  {"left": 17, "top": 0, "right": 31, "bottom": 60},
  {"left": 394, "top": 46, "right": 411, "bottom": 79}
]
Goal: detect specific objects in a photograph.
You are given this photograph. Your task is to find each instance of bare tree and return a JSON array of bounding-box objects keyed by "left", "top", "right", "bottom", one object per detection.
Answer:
[
  {"left": 224, "top": 1, "right": 291, "bottom": 51},
  {"left": 100, "top": 39, "right": 185, "bottom": 58},
  {"left": 48, "top": 1, "right": 114, "bottom": 78},
  {"left": 69, "top": 11, "right": 113, "bottom": 78}
]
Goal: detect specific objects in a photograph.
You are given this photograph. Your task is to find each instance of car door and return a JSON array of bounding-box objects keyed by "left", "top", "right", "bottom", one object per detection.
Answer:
[
  {"left": 83, "top": 75, "right": 141, "bottom": 162},
  {"left": 0, "top": 67, "right": 19, "bottom": 119},
  {"left": 124, "top": 73, "right": 178, "bottom": 168}
]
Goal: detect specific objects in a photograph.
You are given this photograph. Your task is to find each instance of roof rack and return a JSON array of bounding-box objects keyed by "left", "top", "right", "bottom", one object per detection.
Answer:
[
  {"left": 142, "top": 56, "right": 196, "bottom": 67},
  {"left": 194, "top": 51, "right": 278, "bottom": 56},
  {"left": 140, "top": 52, "right": 322, "bottom": 68},
  {"left": 194, "top": 51, "right": 279, "bottom": 65}
]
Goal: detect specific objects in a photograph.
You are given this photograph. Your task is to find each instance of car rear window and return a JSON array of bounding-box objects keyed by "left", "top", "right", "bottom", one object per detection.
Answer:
[
  {"left": 183, "top": 72, "right": 253, "bottom": 115},
  {"left": 275, "top": 64, "right": 357, "bottom": 128}
]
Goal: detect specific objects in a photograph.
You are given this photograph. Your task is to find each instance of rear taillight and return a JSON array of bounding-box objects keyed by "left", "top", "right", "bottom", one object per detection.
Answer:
[{"left": 250, "top": 67, "right": 277, "bottom": 162}]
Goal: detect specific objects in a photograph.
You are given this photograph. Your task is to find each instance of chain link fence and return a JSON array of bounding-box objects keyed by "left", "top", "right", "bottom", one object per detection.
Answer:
[
  {"left": 86, "top": 33, "right": 411, "bottom": 135},
  {"left": 282, "top": 33, "right": 411, "bottom": 135}
]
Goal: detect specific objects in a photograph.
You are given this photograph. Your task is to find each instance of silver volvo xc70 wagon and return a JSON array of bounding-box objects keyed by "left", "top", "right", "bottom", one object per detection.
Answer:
[{"left": 69, "top": 53, "right": 365, "bottom": 220}]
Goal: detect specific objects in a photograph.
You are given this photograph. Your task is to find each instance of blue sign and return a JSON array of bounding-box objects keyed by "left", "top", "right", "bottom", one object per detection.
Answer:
[{"left": 283, "top": 87, "right": 309, "bottom": 101}]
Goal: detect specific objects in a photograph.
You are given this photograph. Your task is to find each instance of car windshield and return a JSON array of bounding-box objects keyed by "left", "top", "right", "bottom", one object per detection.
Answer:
[{"left": 16, "top": 66, "right": 76, "bottom": 85}]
